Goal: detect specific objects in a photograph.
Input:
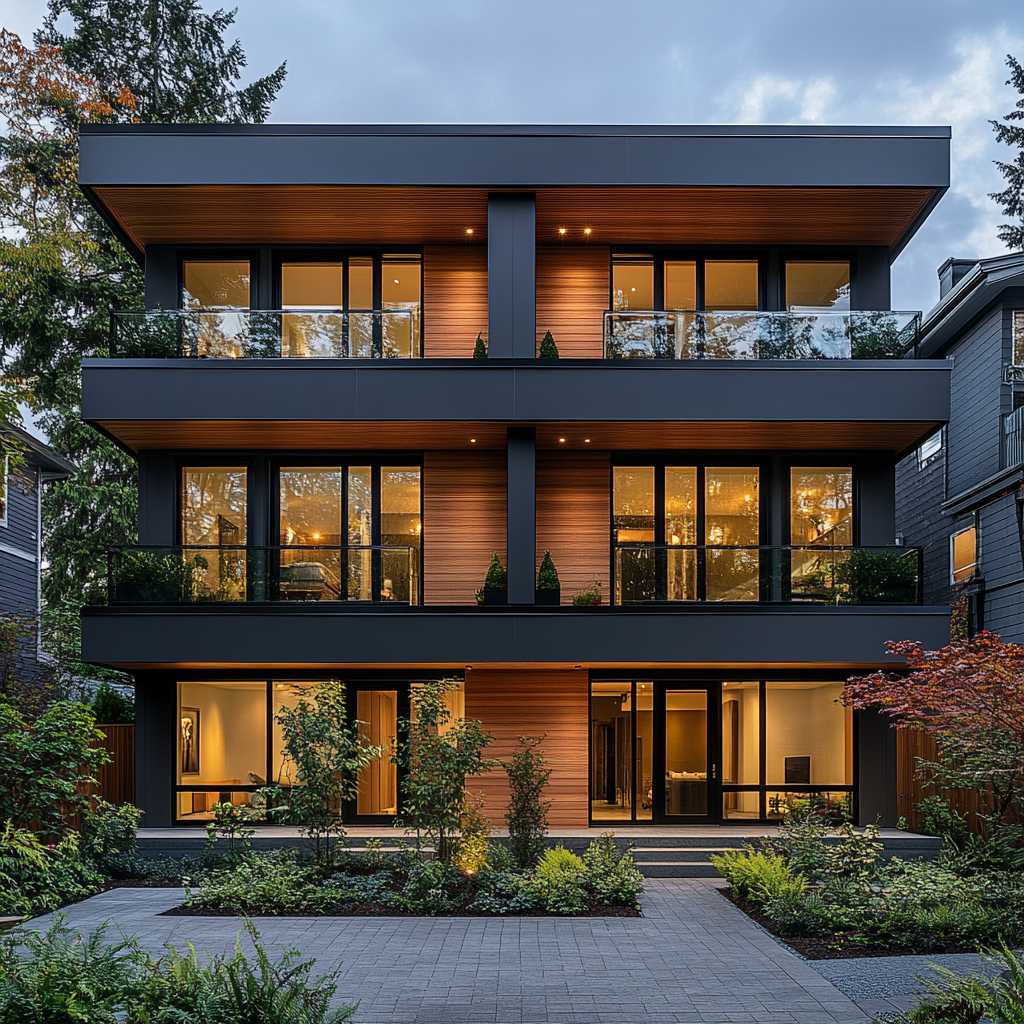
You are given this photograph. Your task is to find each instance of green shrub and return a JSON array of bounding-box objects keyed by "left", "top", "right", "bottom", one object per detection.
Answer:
[
  {"left": 762, "top": 889, "right": 829, "bottom": 936},
  {"left": 712, "top": 848, "right": 804, "bottom": 903},
  {"left": 82, "top": 800, "right": 145, "bottom": 877},
  {"left": 90, "top": 683, "right": 134, "bottom": 724},
  {"left": 483, "top": 554, "right": 506, "bottom": 591},
  {"left": 0, "top": 824, "right": 101, "bottom": 914},
  {"left": 536, "top": 551, "right": 559, "bottom": 591},
  {"left": 538, "top": 331, "right": 559, "bottom": 359},
  {"left": 0, "top": 917, "right": 146, "bottom": 1023},
  {"left": 918, "top": 795, "right": 971, "bottom": 847},
  {"left": 472, "top": 333, "right": 487, "bottom": 359},
  {"left": 581, "top": 833, "right": 644, "bottom": 908},
  {"left": 398, "top": 860, "right": 462, "bottom": 915},
  {"left": 504, "top": 736, "right": 551, "bottom": 869},
  {"left": 453, "top": 799, "right": 491, "bottom": 875},
  {"left": 185, "top": 851, "right": 330, "bottom": 916},
  {"left": 534, "top": 845, "right": 587, "bottom": 915}
]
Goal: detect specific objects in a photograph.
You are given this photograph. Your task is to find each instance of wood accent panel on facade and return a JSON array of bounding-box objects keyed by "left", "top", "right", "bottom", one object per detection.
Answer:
[
  {"left": 535, "top": 187, "right": 935, "bottom": 249},
  {"left": 423, "top": 245, "right": 488, "bottom": 358},
  {"left": 465, "top": 669, "right": 589, "bottom": 827},
  {"left": 423, "top": 452, "right": 506, "bottom": 605},
  {"left": 97, "top": 420, "right": 940, "bottom": 455},
  {"left": 535, "top": 246, "right": 609, "bottom": 358},
  {"left": 93, "top": 185, "right": 935, "bottom": 253},
  {"left": 537, "top": 452, "right": 610, "bottom": 604},
  {"left": 95, "top": 724, "right": 136, "bottom": 806}
]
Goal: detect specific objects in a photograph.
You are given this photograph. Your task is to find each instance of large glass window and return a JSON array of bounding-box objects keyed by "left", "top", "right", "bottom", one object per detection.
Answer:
[
  {"left": 281, "top": 263, "right": 345, "bottom": 358},
  {"left": 664, "top": 261, "right": 697, "bottom": 311},
  {"left": 785, "top": 261, "right": 851, "bottom": 311},
  {"left": 382, "top": 255, "right": 421, "bottom": 358},
  {"left": 381, "top": 467, "right": 421, "bottom": 604},
  {"left": 181, "top": 467, "right": 247, "bottom": 600},
  {"left": 765, "top": 681, "right": 852, "bottom": 787},
  {"left": 590, "top": 679, "right": 637, "bottom": 821},
  {"left": 790, "top": 468, "right": 853, "bottom": 546},
  {"left": 704, "top": 261, "right": 759, "bottom": 311},
  {"left": 181, "top": 261, "right": 251, "bottom": 357},
  {"left": 722, "top": 681, "right": 760, "bottom": 820},
  {"left": 705, "top": 466, "right": 760, "bottom": 602},
  {"left": 612, "top": 256, "right": 654, "bottom": 311},
  {"left": 177, "top": 681, "right": 266, "bottom": 821}
]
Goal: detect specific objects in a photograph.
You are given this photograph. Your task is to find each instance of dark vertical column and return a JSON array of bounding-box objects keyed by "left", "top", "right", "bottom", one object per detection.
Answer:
[
  {"left": 143, "top": 246, "right": 179, "bottom": 309},
  {"left": 137, "top": 452, "right": 177, "bottom": 546},
  {"left": 134, "top": 674, "right": 176, "bottom": 828},
  {"left": 858, "top": 456, "right": 896, "bottom": 546},
  {"left": 488, "top": 193, "right": 536, "bottom": 358},
  {"left": 507, "top": 427, "right": 536, "bottom": 604},
  {"left": 852, "top": 247, "right": 892, "bottom": 311},
  {"left": 855, "top": 708, "right": 897, "bottom": 826}
]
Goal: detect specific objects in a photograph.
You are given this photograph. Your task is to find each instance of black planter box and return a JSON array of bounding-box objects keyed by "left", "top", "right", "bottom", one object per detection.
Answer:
[
  {"left": 482, "top": 589, "right": 508, "bottom": 606},
  {"left": 535, "top": 589, "right": 561, "bottom": 606}
]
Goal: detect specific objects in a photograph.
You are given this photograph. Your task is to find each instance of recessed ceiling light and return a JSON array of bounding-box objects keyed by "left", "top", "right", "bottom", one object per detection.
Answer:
[
  {"left": 466, "top": 228, "right": 474, "bottom": 235},
  {"left": 584, "top": 438, "right": 591, "bottom": 443},
  {"left": 558, "top": 228, "right": 567, "bottom": 235},
  {"left": 583, "top": 228, "right": 591, "bottom": 235},
  {"left": 470, "top": 438, "right": 477, "bottom": 443},
  {"left": 393, "top": 279, "right": 400, "bottom": 284},
  {"left": 558, "top": 437, "right": 566, "bottom": 443}
]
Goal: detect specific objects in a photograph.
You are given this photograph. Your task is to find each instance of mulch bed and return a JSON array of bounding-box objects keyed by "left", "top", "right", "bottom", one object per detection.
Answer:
[
  {"left": 719, "top": 889, "right": 983, "bottom": 960},
  {"left": 163, "top": 901, "right": 640, "bottom": 918}
]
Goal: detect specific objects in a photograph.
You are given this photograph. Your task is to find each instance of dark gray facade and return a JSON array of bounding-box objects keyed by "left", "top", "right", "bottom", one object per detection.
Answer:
[
  {"left": 77, "top": 122, "right": 953, "bottom": 829},
  {"left": 897, "top": 256, "right": 1024, "bottom": 640}
]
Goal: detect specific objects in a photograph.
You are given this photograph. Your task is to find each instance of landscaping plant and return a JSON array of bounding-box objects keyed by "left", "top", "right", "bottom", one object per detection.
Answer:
[
  {"left": 504, "top": 735, "right": 551, "bottom": 868},
  {"left": 81, "top": 800, "right": 146, "bottom": 878},
  {"left": 483, "top": 553, "right": 506, "bottom": 592},
  {"left": 275, "top": 679, "right": 385, "bottom": 868},
  {"left": 394, "top": 677, "right": 498, "bottom": 862},
  {"left": 473, "top": 332, "right": 487, "bottom": 358},
  {"left": 538, "top": 331, "right": 559, "bottom": 358},
  {"left": 536, "top": 551, "right": 560, "bottom": 592}
]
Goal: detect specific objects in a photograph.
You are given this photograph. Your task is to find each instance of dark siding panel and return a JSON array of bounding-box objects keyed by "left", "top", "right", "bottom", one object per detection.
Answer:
[{"left": 895, "top": 445, "right": 949, "bottom": 605}]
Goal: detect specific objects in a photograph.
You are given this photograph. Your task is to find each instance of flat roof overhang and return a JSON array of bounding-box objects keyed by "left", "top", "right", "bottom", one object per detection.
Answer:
[
  {"left": 82, "top": 359, "right": 951, "bottom": 457},
  {"left": 77, "top": 123, "right": 950, "bottom": 259},
  {"left": 81, "top": 604, "right": 951, "bottom": 672}
]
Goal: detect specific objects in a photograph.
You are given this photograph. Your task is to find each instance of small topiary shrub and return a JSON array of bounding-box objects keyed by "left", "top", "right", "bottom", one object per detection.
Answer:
[
  {"left": 473, "top": 333, "right": 487, "bottom": 359},
  {"left": 538, "top": 331, "right": 559, "bottom": 359},
  {"left": 536, "top": 551, "right": 559, "bottom": 591},
  {"left": 483, "top": 553, "right": 506, "bottom": 591}
]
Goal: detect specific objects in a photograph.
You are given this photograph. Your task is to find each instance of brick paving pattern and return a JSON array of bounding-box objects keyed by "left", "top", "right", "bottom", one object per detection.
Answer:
[{"left": 28, "top": 880, "right": 873, "bottom": 1023}]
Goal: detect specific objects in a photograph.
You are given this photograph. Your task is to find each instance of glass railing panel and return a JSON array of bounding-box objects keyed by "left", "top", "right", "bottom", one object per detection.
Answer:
[
  {"left": 603, "top": 311, "right": 920, "bottom": 360},
  {"left": 612, "top": 545, "right": 922, "bottom": 605},
  {"left": 108, "top": 546, "right": 416, "bottom": 604},
  {"left": 110, "top": 309, "right": 416, "bottom": 358}
]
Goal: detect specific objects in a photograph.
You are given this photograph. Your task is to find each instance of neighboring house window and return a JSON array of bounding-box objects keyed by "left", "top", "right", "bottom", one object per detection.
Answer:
[
  {"left": 0, "top": 455, "right": 7, "bottom": 527},
  {"left": 950, "top": 525, "right": 977, "bottom": 583},
  {"left": 918, "top": 430, "right": 943, "bottom": 469}
]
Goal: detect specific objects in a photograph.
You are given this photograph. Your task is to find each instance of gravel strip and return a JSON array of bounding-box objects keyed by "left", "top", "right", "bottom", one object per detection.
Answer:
[{"left": 810, "top": 951, "right": 1010, "bottom": 1000}]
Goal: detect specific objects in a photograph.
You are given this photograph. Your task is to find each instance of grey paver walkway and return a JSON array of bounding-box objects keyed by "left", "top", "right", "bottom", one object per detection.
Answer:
[{"left": 27, "top": 881, "right": 872, "bottom": 1023}]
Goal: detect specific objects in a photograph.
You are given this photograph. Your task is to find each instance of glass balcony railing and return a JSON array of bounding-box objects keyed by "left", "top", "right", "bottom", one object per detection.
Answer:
[
  {"left": 603, "top": 310, "right": 921, "bottom": 360},
  {"left": 108, "top": 546, "right": 419, "bottom": 605},
  {"left": 613, "top": 545, "right": 922, "bottom": 605},
  {"left": 110, "top": 309, "right": 418, "bottom": 358}
]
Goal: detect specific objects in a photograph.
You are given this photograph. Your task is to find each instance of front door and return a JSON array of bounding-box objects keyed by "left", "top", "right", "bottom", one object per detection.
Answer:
[
  {"left": 653, "top": 684, "right": 719, "bottom": 825},
  {"left": 345, "top": 684, "right": 409, "bottom": 825}
]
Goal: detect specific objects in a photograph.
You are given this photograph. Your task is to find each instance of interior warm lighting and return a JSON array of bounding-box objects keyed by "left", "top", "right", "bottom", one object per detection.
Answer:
[
  {"left": 312, "top": 533, "right": 319, "bottom": 540},
  {"left": 470, "top": 438, "right": 476, "bottom": 443},
  {"left": 393, "top": 279, "right": 400, "bottom": 284},
  {"left": 465, "top": 228, "right": 473, "bottom": 235},
  {"left": 558, "top": 227, "right": 567, "bottom": 235},
  {"left": 584, "top": 438, "right": 591, "bottom": 443},
  {"left": 559, "top": 437, "right": 566, "bottom": 443},
  {"left": 465, "top": 665, "right": 472, "bottom": 670},
  {"left": 583, "top": 228, "right": 591, "bottom": 235}
]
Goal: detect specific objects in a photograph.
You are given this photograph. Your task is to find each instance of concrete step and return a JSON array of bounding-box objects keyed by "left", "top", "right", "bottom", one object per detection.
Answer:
[
  {"left": 630, "top": 847, "right": 735, "bottom": 863},
  {"left": 637, "top": 861, "right": 721, "bottom": 878}
]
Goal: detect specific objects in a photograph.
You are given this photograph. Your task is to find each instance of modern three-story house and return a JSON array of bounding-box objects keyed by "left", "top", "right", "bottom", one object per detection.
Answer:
[{"left": 78, "top": 123, "right": 952, "bottom": 830}]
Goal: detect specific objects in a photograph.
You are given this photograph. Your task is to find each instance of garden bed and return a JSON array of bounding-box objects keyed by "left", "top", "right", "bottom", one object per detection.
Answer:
[
  {"left": 721, "top": 888, "right": 985, "bottom": 960},
  {"left": 165, "top": 900, "right": 639, "bottom": 918}
]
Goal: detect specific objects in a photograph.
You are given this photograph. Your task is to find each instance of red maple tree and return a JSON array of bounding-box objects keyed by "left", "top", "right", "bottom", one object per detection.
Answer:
[{"left": 845, "top": 631, "right": 1024, "bottom": 824}]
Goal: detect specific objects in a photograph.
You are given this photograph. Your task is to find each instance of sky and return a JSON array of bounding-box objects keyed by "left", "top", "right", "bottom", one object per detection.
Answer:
[{"left": 3, "top": 0, "right": 1024, "bottom": 316}]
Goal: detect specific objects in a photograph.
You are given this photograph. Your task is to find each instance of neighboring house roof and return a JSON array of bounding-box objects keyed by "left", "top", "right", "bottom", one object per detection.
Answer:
[
  {"left": 3, "top": 425, "right": 76, "bottom": 479},
  {"left": 919, "top": 251, "right": 1024, "bottom": 357}
]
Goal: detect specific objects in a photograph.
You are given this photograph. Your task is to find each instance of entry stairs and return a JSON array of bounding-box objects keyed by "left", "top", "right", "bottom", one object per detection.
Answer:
[{"left": 138, "top": 828, "right": 941, "bottom": 878}]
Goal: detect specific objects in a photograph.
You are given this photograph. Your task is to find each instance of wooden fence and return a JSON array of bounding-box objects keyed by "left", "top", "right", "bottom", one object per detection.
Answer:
[{"left": 94, "top": 723, "right": 135, "bottom": 807}]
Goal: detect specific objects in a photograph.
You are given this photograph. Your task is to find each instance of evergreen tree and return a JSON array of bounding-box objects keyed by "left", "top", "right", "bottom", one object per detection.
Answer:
[
  {"left": 473, "top": 332, "right": 487, "bottom": 359},
  {"left": 483, "top": 553, "right": 506, "bottom": 591},
  {"left": 0, "top": 8, "right": 286, "bottom": 621},
  {"left": 536, "top": 550, "right": 559, "bottom": 591},
  {"left": 538, "top": 330, "right": 559, "bottom": 359},
  {"left": 990, "top": 54, "right": 1024, "bottom": 250}
]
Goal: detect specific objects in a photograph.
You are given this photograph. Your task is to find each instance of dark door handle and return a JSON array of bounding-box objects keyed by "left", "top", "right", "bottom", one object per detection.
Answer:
[{"left": 712, "top": 764, "right": 717, "bottom": 779}]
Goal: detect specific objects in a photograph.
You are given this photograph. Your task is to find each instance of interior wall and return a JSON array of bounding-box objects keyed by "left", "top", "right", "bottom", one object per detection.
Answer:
[
  {"left": 764, "top": 683, "right": 849, "bottom": 785},
  {"left": 464, "top": 669, "right": 588, "bottom": 827},
  {"left": 178, "top": 682, "right": 266, "bottom": 785},
  {"left": 536, "top": 451, "right": 610, "bottom": 604},
  {"left": 422, "top": 245, "right": 488, "bottom": 358},
  {"left": 665, "top": 711, "right": 707, "bottom": 774},
  {"left": 535, "top": 245, "right": 610, "bottom": 358}
]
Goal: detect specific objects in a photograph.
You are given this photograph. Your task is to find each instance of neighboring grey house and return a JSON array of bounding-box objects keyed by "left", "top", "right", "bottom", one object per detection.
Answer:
[
  {"left": 0, "top": 426, "right": 75, "bottom": 682},
  {"left": 896, "top": 253, "right": 1024, "bottom": 641}
]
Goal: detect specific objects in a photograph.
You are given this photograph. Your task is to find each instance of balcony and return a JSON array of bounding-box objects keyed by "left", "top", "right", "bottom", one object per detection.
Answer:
[
  {"left": 614, "top": 545, "right": 922, "bottom": 606},
  {"left": 110, "top": 309, "right": 418, "bottom": 359},
  {"left": 108, "top": 545, "right": 419, "bottom": 605},
  {"left": 1004, "top": 406, "right": 1024, "bottom": 470},
  {"left": 603, "top": 310, "right": 921, "bottom": 360}
]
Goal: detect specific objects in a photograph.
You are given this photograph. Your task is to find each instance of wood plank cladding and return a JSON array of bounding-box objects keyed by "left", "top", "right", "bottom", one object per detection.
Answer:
[
  {"left": 423, "top": 246, "right": 488, "bottom": 358},
  {"left": 98, "top": 419, "right": 941, "bottom": 455},
  {"left": 537, "top": 452, "right": 610, "bottom": 604},
  {"left": 536, "top": 246, "right": 609, "bottom": 358},
  {"left": 93, "top": 184, "right": 934, "bottom": 253},
  {"left": 423, "top": 452, "right": 506, "bottom": 605},
  {"left": 535, "top": 187, "right": 935, "bottom": 249},
  {"left": 93, "top": 186, "right": 489, "bottom": 250},
  {"left": 465, "top": 669, "right": 588, "bottom": 827}
]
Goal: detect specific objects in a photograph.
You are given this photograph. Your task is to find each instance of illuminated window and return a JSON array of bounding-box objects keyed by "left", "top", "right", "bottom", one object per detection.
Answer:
[{"left": 951, "top": 525, "right": 977, "bottom": 584}]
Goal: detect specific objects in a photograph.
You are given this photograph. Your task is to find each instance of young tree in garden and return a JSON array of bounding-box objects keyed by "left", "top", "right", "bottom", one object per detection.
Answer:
[
  {"left": 844, "top": 631, "right": 1024, "bottom": 826},
  {"left": 990, "top": 54, "right": 1024, "bottom": 250},
  {"left": 394, "top": 678, "right": 499, "bottom": 863},
  {"left": 504, "top": 735, "right": 552, "bottom": 868}
]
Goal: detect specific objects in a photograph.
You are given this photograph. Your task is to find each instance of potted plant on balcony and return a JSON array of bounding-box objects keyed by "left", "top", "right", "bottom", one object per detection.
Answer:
[
  {"left": 833, "top": 548, "right": 919, "bottom": 604},
  {"left": 473, "top": 333, "right": 488, "bottom": 359},
  {"left": 113, "top": 550, "right": 209, "bottom": 604},
  {"left": 535, "top": 550, "right": 560, "bottom": 605},
  {"left": 571, "top": 578, "right": 603, "bottom": 607},
  {"left": 478, "top": 553, "right": 507, "bottom": 605},
  {"left": 538, "top": 331, "right": 559, "bottom": 359}
]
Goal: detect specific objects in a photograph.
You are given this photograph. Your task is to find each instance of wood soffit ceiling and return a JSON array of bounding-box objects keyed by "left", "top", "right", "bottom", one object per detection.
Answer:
[
  {"left": 95, "top": 419, "right": 941, "bottom": 455},
  {"left": 90, "top": 185, "right": 936, "bottom": 252}
]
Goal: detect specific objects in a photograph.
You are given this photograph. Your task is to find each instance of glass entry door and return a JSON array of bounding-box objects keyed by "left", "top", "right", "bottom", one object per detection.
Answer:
[{"left": 654, "top": 686, "right": 717, "bottom": 824}]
